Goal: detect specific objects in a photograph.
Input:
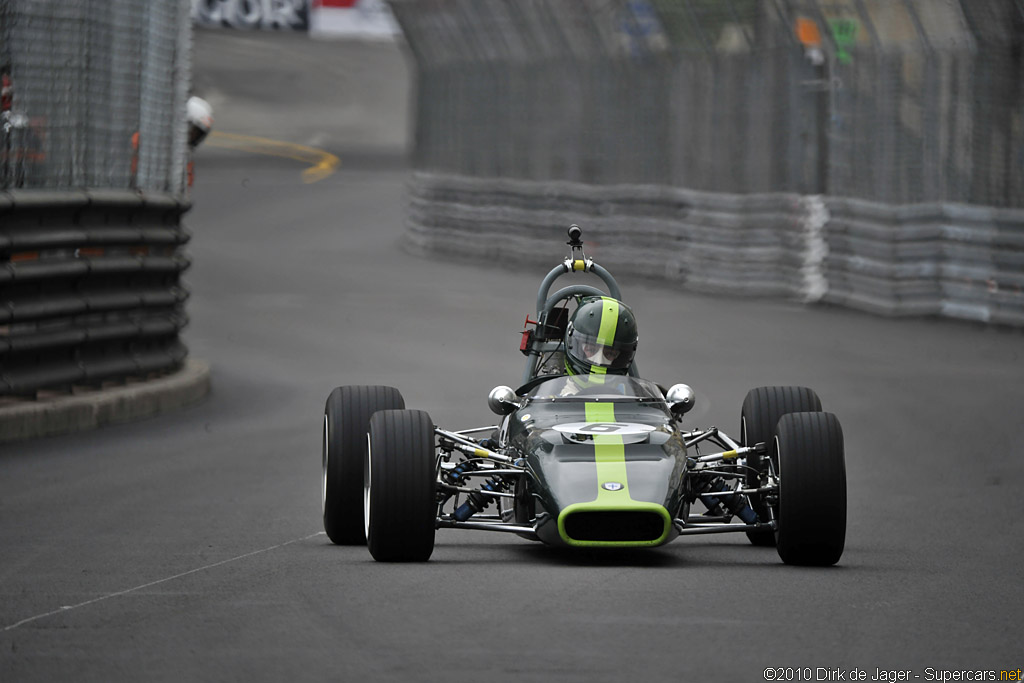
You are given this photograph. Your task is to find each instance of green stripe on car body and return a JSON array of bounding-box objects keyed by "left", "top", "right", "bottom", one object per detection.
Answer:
[
  {"left": 555, "top": 401, "right": 672, "bottom": 547},
  {"left": 584, "top": 401, "right": 617, "bottom": 424},
  {"left": 585, "top": 402, "right": 628, "bottom": 503}
]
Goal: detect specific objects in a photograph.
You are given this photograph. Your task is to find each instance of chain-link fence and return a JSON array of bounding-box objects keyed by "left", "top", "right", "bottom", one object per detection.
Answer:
[
  {"left": 393, "top": 0, "right": 1024, "bottom": 326},
  {"left": 808, "top": 0, "right": 1023, "bottom": 207},
  {"left": 392, "top": 0, "right": 1024, "bottom": 207},
  {"left": 1, "top": 1, "right": 195, "bottom": 397},
  {"left": 1, "top": 0, "right": 191, "bottom": 194}
]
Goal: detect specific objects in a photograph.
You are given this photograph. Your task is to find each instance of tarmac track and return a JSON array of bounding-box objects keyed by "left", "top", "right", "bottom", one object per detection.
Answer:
[{"left": 1, "top": 29, "right": 1022, "bottom": 682}]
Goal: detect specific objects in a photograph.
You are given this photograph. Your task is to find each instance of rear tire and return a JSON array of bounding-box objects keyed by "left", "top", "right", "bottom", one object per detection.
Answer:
[
  {"left": 740, "top": 386, "right": 822, "bottom": 546},
  {"left": 323, "top": 385, "right": 404, "bottom": 545},
  {"left": 774, "top": 412, "right": 846, "bottom": 566},
  {"left": 365, "top": 409, "right": 437, "bottom": 562}
]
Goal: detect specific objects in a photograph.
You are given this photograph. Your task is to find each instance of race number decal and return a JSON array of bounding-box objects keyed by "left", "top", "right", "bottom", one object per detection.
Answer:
[{"left": 553, "top": 422, "right": 656, "bottom": 444}]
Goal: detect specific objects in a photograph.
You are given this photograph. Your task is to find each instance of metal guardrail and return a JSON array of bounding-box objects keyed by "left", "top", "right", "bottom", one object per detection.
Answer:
[
  {"left": 406, "top": 172, "right": 1024, "bottom": 327},
  {"left": 407, "top": 172, "right": 811, "bottom": 295},
  {"left": 0, "top": 190, "right": 191, "bottom": 395}
]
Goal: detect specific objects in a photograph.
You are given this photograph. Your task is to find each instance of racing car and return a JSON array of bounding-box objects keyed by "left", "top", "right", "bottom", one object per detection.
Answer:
[{"left": 322, "top": 226, "right": 847, "bottom": 565}]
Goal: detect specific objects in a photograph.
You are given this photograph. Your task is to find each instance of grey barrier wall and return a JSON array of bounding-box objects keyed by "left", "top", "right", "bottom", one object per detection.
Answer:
[
  {"left": 0, "top": 190, "right": 191, "bottom": 395},
  {"left": 389, "top": 0, "right": 1024, "bottom": 326},
  {"left": 1, "top": 1, "right": 194, "bottom": 397},
  {"left": 824, "top": 198, "right": 1024, "bottom": 326},
  {"left": 407, "top": 172, "right": 1024, "bottom": 327}
]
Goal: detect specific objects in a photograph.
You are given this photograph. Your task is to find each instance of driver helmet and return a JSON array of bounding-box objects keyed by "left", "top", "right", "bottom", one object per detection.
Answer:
[
  {"left": 564, "top": 296, "right": 638, "bottom": 376},
  {"left": 186, "top": 96, "right": 213, "bottom": 147}
]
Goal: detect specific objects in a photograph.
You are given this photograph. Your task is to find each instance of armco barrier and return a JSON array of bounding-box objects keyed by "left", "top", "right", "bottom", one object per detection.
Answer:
[
  {"left": 824, "top": 199, "right": 1024, "bottom": 327},
  {"left": 406, "top": 172, "right": 1024, "bottom": 327},
  {"left": 0, "top": 190, "right": 192, "bottom": 396},
  {"left": 408, "top": 173, "right": 827, "bottom": 299}
]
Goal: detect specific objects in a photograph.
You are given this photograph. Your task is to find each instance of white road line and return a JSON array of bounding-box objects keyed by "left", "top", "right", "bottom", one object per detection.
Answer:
[{"left": 2, "top": 531, "right": 326, "bottom": 632}]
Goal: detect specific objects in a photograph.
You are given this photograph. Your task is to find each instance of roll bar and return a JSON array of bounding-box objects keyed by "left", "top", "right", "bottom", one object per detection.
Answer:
[
  {"left": 522, "top": 225, "right": 638, "bottom": 383},
  {"left": 535, "top": 263, "right": 622, "bottom": 316},
  {"left": 534, "top": 225, "right": 623, "bottom": 315}
]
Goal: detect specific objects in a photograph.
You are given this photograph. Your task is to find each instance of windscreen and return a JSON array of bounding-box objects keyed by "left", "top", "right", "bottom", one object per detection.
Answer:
[{"left": 524, "top": 375, "right": 664, "bottom": 401}]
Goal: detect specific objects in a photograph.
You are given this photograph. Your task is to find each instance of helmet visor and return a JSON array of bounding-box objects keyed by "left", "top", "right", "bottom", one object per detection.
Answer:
[{"left": 566, "top": 328, "right": 634, "bottom": 371}]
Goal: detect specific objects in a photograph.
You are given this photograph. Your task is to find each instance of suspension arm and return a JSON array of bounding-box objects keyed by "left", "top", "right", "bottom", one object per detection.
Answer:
[
  {"left": 673, "top": 519, "right": 777, "bottom": 536},
  {"left": 436, "top": 518, "right": 538, "bottom": 537},
  {"left": 684, "top": 426, "right": 744, "bottom": 451},
  {"left": 437, "top": 483, "right": 514, "bottom": 498},
  {"left": 435, "top": 427, "right": 515, "bottom": 464}
]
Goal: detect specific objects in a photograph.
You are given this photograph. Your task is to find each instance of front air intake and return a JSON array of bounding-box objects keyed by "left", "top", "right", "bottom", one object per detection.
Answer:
[{"left": 562, "top": 510, "right": 666, "bottom": 543}]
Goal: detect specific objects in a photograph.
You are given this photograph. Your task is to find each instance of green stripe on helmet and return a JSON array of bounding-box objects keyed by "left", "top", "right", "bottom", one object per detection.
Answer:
[{"left": 596, "top": 297, "right": 619, "bottom": 347}]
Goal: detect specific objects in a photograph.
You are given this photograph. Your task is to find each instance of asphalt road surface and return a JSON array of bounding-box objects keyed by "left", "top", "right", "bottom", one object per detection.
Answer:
[{"left": 2, "top": 29, "right": 1023, "bottom": 683}]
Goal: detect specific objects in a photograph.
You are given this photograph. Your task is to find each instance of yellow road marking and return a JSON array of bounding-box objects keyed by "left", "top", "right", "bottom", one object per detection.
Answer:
[{"left": 206, "top": 131, "right": 340, "bottom": 183}]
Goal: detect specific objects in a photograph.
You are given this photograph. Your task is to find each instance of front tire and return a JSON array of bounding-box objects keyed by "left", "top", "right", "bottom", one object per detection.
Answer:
[
  {"left": 365, "top": 409, "right": 437, "bottom": 562},
  {"left": 774, "top": 411, "right": 847, "bottom": 566},
  {"left": 323, "top": 385, "right": 404, "bottom": 545},
  {"left": 740, "top": 386, "right": 822, "bottom": 546}
]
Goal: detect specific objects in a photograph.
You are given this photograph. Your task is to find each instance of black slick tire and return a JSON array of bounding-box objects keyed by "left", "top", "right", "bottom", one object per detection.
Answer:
[
  {"left": 774, "top": 411, "right": 847, "bottom": 566},
  {"left": 365, "top": 409, "right": 437, "bottom": 562},
  {"left": 740, "top": 386, "right": 822, "bottom": 546},
  {"left": 322, "top": 385, "right": 404, "bottom": 545}
]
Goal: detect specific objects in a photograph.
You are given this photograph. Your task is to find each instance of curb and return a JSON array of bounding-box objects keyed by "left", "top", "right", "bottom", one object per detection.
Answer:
[{"left": 0, "top": 358, "right": 211, "bottom": 444}]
